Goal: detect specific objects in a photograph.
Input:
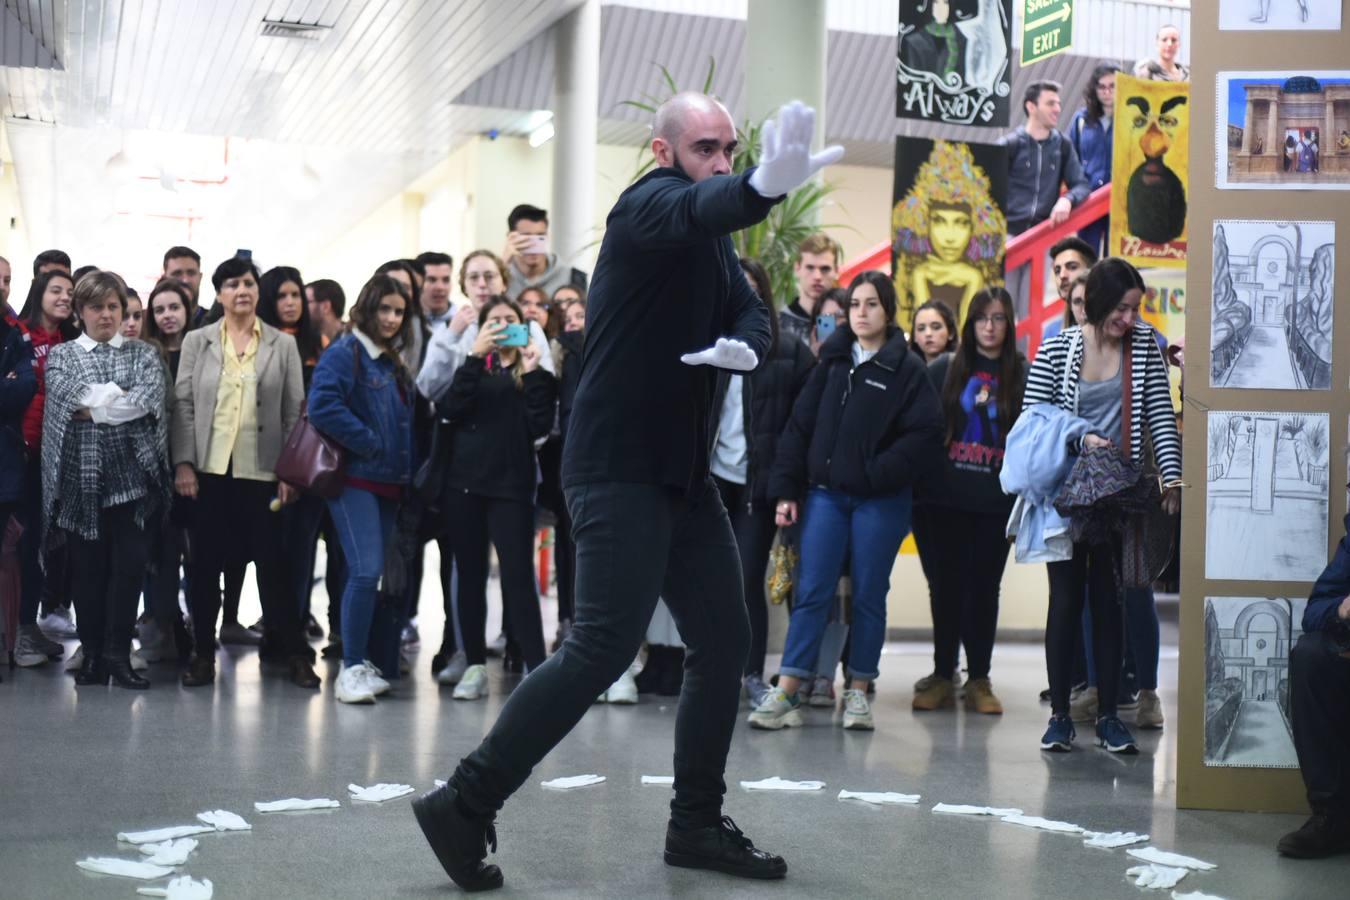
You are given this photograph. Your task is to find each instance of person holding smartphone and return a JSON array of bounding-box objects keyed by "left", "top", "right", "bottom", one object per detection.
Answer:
[
  {"left": 809, "top": 288, "right": 848, "bottom": 358},
  {"left": 439, "top": 296, "right": 557, "bottom": 702},
  {"left": 502, "top": 205, "right": 577, "bottom": 301}
]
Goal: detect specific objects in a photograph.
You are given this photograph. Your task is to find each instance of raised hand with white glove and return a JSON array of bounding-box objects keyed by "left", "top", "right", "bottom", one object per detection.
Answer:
[
  {"left": 680, "top": 337, "right": 758, "bottom": 372},
  {"left": 748, "top": 100, "right": 845, "bottom": 199}
]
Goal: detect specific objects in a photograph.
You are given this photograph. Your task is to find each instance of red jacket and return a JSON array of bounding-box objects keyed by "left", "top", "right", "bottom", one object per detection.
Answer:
[{"left": 22, "top": 325, "right": 63, "bottom": 452}]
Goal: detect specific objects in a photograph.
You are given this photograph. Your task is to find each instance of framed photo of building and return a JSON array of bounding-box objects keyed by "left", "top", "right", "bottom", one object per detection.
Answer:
[{"left": 1216, "top": 71, "right": 1350, "bottom": 190}]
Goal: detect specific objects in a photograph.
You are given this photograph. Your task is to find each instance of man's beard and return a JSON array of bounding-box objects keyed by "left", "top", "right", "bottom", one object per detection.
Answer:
[{"left": 670, "top": 148, "right": 693, "bottom": 180}]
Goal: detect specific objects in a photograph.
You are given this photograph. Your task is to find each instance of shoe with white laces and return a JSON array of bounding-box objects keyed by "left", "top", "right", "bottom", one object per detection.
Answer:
[
  {"left": 435, "top": 650, "right": 468, "bottom": 685},
  {"left": 807, "top": 675, "right": 836, "bottom": 708},
  {"left": 748, "top": 688, "right": 803, "bottom": 730},
  {"left": 14, "top": 624, "right": 53, "bottom": 667},
  {"left": 336, "top": 663, "right": 377, "bottom": 704},
  {"left": 604, "top": 668, "right": 639, "bottom": 704},
  {"left": 841, "top": 688, "right": 874, "bottom": 731},
  {"left": 24, "top": 622, "right": 64, "bottom": 658},
  {"left": 452, "top": 664, "right": 489, "bottom": 700},
  {"left": 362, "top": 661, "right": 391, "bottom": 696},
  {"left": 39, "top": 606, "right": 77, "bottom": 638}
]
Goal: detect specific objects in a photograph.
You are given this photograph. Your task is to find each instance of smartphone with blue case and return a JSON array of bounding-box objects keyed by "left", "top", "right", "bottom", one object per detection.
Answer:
[
  {"left": 498, "top": 323, "right": 530, "bottom": 347},
  {"left": 815, "top": 315, "right": 837, "bottom": 339}
]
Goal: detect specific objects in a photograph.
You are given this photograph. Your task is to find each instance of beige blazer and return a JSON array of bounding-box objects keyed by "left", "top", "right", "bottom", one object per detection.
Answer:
[{"left": 170, "top": 319, "right": 304, "bottom": 473}]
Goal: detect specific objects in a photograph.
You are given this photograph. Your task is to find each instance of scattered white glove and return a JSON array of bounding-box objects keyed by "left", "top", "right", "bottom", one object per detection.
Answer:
[
  {"left": 196, "top": 810, "right": 250, "bottom": 831},
  {"left": 76, "top": 857, "right": 176, "bottom": 880},
  {"left": 748, "top": 101, "right": 845, "bottom": 198},
  {"left": 137, "top": 876, "right": 215, "bottom": 898},
  {"left": 1000, "top": 814, "right": 1083, "bottom": 834},
  {"left": 838, "top": 790, "right": 920, "bottom": 805},
  {"left": 680, "top": 338, "right": 758, "bottom": 372},
  {"left": 641, "top": 775, "right": 675, "bottom": 786},
  {"left": 931, "top": 803, "right": 1023, "bottom": 817},
  {"left": 1170, "top": 891, "right": 1228, "bottom": 900},
  {"left": 138, "top": 839, "right": 198, "bottom": 866},
  {"left": 117, "top": 825, "right": 215, "bottom": 845},
  {"left": 740, "top": 777, "right": 825, "bottom": 792},
  {"left": 348, "top": 783, "right": 415, "bottom": 803},
  {"left": 1127, "top": 847, "right": 1217, "bottom": 871},
  {"left": 541, "top": 774, "right": 606, "bottom": 790},
  {"left": 1083, "top": 831, "right": 1150, "bottom": 849},
  {"left": 254, "top": 798, "right": 341, "bottom": 813},
  {"left": 1127, "top": 863, "right": 1189, "bottom": 890}
]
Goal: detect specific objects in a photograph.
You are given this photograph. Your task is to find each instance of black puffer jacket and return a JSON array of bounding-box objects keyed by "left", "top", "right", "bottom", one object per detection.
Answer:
[
  {"left": 768, "top": 324, "right": 943, "bottom": 501},
  {"left": 713, "top": 334, "right": 816, "bottom": 509}
]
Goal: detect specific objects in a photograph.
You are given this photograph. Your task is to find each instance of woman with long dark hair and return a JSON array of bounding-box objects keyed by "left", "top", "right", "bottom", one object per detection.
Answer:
[
  {"left": 1021, "top": 258, "right": 1181, "bottom": 754},
  {"left": 754, "top": 271, "right": 943, "bottom": 732},
  {"left": 1067, "top": 64, "right": 1120, "bottom": 253},
  {"left": 909, "top": 298, "right": 958, "bottom": 364},
  {"left": 911, "top": 287, "right": 1026, "bottom": 715}
]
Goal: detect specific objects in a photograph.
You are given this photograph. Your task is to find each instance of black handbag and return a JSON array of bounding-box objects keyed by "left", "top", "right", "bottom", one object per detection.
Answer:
[{"left": 1118, "top": 347, "right": 1176, "bottom": 588}]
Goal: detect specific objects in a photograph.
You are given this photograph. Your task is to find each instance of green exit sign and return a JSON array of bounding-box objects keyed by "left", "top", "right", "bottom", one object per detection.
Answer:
[{"left": 1022, "top": 0, "right": 1073, "bottom": 65}]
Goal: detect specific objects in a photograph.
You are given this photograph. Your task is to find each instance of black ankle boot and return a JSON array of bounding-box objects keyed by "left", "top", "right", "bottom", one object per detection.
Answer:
[
  {"left": 74, "top": 654, "right": 109, "bottom": 686},
  {"left": 1278, "top": 813, "right": 1350, "bottom": 858},
  {"left": 664, "top": 816, "right": 787, "bottom": 879},
  {"left": 106, "top": 657, "right": 150, "bottom": 690},
  {"left": 411, "top": 784, "right": 504, "bottom": 892}
]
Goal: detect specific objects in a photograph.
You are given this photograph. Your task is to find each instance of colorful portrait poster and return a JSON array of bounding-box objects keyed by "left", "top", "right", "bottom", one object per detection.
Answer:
[
  {"left": 896, "top": 0, "right": 1013, "bottom": 127},
  {"left": 1109, "top": 74, "right": 1190, "bottom": 268},
  {"left": 892, "top": 137, "right": 1008, "bottom": 331}
]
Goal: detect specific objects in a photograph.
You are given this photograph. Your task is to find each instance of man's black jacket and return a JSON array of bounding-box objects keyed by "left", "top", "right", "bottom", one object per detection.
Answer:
[{"left": 562, "top": 166, "right": 776, "bottom": 496}]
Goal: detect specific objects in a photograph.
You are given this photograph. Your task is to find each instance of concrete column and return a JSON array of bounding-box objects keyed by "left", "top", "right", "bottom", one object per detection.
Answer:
[
  {"left": 550, "top": 0, "right": 599, "bottom": 272},
  {"left": 1266, "top": 97, "right": 1280, "bottom": 160},
  {"left": 745, "top": 0, "right": 828, "bottom": 145},
  {"left": 1325, "top": 99, "right": 1335, "bottom": 156},
  {"left": 1241, "top": 99, "right": 1254, "bottom": 153}
]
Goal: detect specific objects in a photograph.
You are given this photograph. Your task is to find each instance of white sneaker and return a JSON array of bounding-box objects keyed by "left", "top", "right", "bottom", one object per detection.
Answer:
[
  {"left": 842, "top": 688, "right": 874, "bottom": 731},
  {"left": 604, "top": 669, "right": 639, "bottom": 705},
  {"left": 129, "top": 649, "right": 149, "bottom": 672},
  {"left": 435, "top": 650, "right": 468, "bottom": 685},
  {"left": 64, "top": 644, "right": 85, "bottom": 672},
  {"left": 13, "top": 624, "right": 51, "bottom": 667},
  {"left": 452, "top": 664, "right": 488, "bottom": 700},
  {"left": 748, "top": 688, "right": 803, "bottom": 730},
  {"left": 39, "top": 607, "right": 77, "bottom": 637},
  {"left": 336, "top": 663, "right": 376, "bottom": 704},
  {"left": 362, "top": 661, "right": 391, "bottom": 696}
]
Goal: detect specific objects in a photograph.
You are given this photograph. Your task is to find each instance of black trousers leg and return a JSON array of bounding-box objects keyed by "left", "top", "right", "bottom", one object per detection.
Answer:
[
  {"left": 1046, "top": 539, "right": 1121, "bottom": 717},
  {"left": 104, "top": 505, "right": 150, "bottom": 657},
  {"left": 554, "top": 496, "right": 576, "bottom": 623},
  {"left": 1084, "top": 541, "right": 1123, "bottom": 716},
  {"left": 445, "top": 492, "right": 492, "bottom": 666},
  {"left": 188, "top": 474, "right": 231, "bottom": 659},
  {"left": 961, "top": 511, "right": 1011, "bottom": 680},
  {"left": 437, "top": 533, "right": 457, "bottom": 652},
  {"left": 244, "top": 480, "right": 304, "bottom": 660},
  {"left": 321, "top": 512, "right": 345, "bottom": 637},
  {"left": 222, "top": 558, "right": 245, "bottom": 625},
  {"left": 486, "top": 497, "right": 546, "bottom": 671},
  {"left": 70, "top": 530, "right": 112, "bottom": 660},
  {"left": 1291, "top": 630, "right": 1350, "bottom": 813},
  {"left": 713, "top": 476, "right": 776, "bottom": 679},
  {"left": 921, "top": 507, "right": 963, "bottom": 680}
]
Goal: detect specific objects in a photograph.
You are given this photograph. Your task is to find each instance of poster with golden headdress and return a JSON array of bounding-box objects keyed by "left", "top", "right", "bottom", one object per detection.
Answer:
[
  {"left": 1109, "top": 74, "right": 1190, "bottom": 269},
  {"left": 891, "top": 137, "right": 1008, "bottom": 331}
]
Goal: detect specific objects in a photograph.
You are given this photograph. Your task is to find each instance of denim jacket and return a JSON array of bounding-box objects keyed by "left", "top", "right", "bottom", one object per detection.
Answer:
[{"left": 307, "top": 331, "right": 413, "bottom": 485}]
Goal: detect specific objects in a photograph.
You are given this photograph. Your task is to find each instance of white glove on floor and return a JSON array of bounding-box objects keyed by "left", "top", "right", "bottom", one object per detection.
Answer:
[
  {"left": 1127, "top": 864, "right": 1189, "bottom": 890},
  {"left": 641, "top": 775, "right": 675, "bottom": 786},
  {"left": 254, "top": 798, "right": 340, "bottom": 813},
  {"left": 1001, "top": 814, "right": 1083, "bottom": 834},
  {"left": 838, "top": 790, "right": 920, "bottom": 805},
  {"left": 740, "top": 777, "right": 825, "bottom": 792},
  {"left": 76, "top": 858, "right": 176, "bottom": 880},
  {"left": 1127, "top": 847, "right": 1217, "bottom": 870},
  {"left": 1171, "top": 891, "right": 1228, "bottom": 900},
  {"left": 348, "top": 783, "right": 415, "bottom": 802},
  {"left": 1083, "top": 831, "right": 1149, "bottom": 849},
  {"left": 932, "top": 803, "right": 1023, "bottom": 817},
  {"left": 196, "top": 810, "right": 250, "bottom": 831},
  {"left": 747, "top": 101, "right": 845, "bottom": 198},
  {"left": 138, "top": 839, "right": 197, "bottom": 866},
  {"left": 137, "top": 876, "right": 214, "bottom": 898},
  {"left": 541, "top": 774, "right": 606, "bottom": 790},
  {"left": 680, "top": 338, "right": 758, "bottom": 372},
  {"left": 117, "top": 825, "right": 215, "bottom": 845}
]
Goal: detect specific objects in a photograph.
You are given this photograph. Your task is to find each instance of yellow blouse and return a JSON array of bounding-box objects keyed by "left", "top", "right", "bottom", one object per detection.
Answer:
[{"left": 201, "top": 319, "right": 270, "bottom": 481}]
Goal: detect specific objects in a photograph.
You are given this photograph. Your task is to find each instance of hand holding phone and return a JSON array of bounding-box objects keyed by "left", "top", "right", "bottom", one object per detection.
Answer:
[
  {"left": 498, "top": 323, "right": 530, "bottom": 348},
  {"left": 815, "top": 315, "right": 837, "bottom": 339}
]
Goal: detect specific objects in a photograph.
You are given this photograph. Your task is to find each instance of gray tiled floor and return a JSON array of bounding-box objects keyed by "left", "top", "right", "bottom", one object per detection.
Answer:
[{"left": 0, "top": 585, "right": 1345, "bottom": 899}]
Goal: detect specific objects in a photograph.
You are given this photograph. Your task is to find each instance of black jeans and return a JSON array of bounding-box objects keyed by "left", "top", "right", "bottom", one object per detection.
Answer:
[
  {"left": 443, "top": 491, "right": 545, "bottom": 670},
  {"left": 915, "top": 505, "right": 1009, "bottom": 681},
  {"left": 712, "top": 476, "right": 777, "bottom": 678},
  {"left": 69, "top": 503, "right": 150, "bottom": 659},
  {"left": 1291, "top": 630, "right": 1350, "bottom": 814},
  {"left": 1045, "top": 539, "right": 1123, "bottom": 718},
  {"left": 188, "top": 472, "right": 306, "bottom": 661},
  {"left": 450, "top": 479, "right": 750, "bottom": 830},
  {"left": 282, "top": 491, "right": 327, "bottom": 623}
]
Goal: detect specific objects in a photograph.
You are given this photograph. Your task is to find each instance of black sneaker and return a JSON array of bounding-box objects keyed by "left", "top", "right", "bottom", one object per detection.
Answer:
[
  {"left": 664, "top": 816, "right": 787, "bottom": 880},
  {"left": 1278, "top": 813, "right": 1350, "bottom": 858},
  {"left": 411, "top": 784, "right": 503, "bottom": 892}
]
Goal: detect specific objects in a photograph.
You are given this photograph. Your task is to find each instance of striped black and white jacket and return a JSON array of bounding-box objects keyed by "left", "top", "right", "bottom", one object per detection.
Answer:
[{"left": 1022, "top": 322, "right": 1181, "bottom": 483}]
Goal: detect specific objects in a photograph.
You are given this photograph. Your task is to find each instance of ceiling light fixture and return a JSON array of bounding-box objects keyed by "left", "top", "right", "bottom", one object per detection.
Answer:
[
  {"left": 259, "top": 19, "right": 332, "bottom": 41},
  {"left": 528, "top": 121, "right": 555, "bottom": 149}
]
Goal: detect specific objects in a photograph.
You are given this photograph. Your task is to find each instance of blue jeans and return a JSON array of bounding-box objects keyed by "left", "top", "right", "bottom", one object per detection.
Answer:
[
  {"left": 326, "top": 486, "right": 398, "bottom": 669},
  {"left": 781, "top": 488, "right": 911, "bottom": 683},
  {"left": 1084, "top": 586, "right": 1159, "bottom": 692}
]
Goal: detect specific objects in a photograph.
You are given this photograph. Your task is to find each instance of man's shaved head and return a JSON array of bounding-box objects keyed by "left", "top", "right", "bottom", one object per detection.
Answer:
[{"left": 650, "top": 92, "right": 738, "bottom": 183}]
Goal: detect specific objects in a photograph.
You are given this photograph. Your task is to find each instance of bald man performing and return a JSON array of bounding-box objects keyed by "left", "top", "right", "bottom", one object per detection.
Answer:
[{"left": 413, "top": 94, "right": 843, "bottom": 890}]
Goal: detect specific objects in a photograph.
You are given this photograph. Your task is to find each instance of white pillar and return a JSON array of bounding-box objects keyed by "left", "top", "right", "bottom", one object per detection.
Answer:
[
  {"left": 745, "top": 0, "right": 828, "bottom": 145},
  {"left": 551, "top": 0, "right": 600, "bottom": 273}
]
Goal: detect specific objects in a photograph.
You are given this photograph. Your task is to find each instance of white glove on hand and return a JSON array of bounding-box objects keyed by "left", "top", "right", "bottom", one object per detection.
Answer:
[
  {"left": 348, "top": 783, "right": 415, "bottom": 803},
  {"left": 195, "top": 810, "right": 250, "bottom": 831},
  {"left": 748, "top": 100, "right": 845, "bottom": 198},
  {"left": 137, "top": 876, "right": 215, "bottom": 899},
  {"left": 680, "top": 338, "right": 758, "bottom": 372}
]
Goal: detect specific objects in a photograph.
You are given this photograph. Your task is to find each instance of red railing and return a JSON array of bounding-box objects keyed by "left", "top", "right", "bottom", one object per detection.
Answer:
[{"left": 838, "top": 183, "right": 1112, "bottom": 359}]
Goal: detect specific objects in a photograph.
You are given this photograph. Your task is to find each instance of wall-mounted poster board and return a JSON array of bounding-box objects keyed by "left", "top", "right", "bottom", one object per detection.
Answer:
[{"left": 1178, "top": 5, "right": 1350, "bottom": 814}]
